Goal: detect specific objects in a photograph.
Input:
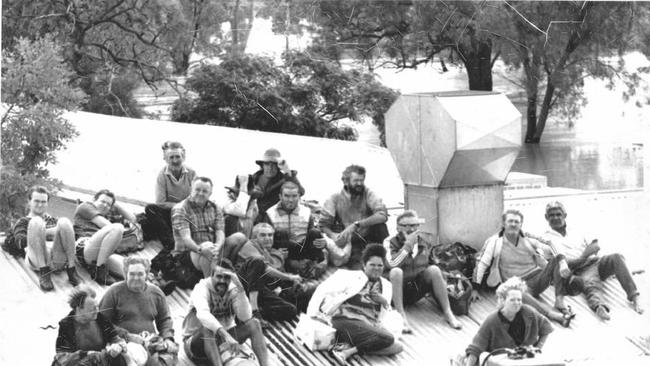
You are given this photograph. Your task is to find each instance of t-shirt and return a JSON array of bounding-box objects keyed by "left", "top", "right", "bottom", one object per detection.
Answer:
[
  {"left": 99, "top": 282, "right": 174, "bottom": 339},
  {"left": 73, "top": 202, "right": 103, "bottom": 239},
  {"left": 499, "top": 237, "right": 540, "bottom": 280},
  {"left": 320, "top": 187, "right": 387, "bottom": 236},
  {"left": 333, "top": 279, "right": 382, "bottom": 324}
]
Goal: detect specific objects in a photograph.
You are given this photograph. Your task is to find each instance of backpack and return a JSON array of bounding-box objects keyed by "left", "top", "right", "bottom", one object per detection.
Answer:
[{"left": 430, "top": 242, "right": 477, "bottom": 279}]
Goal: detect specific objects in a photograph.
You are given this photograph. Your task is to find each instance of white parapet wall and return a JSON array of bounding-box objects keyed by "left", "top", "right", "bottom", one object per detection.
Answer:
[{"left": 50, "top": 111, "right": 404, "bottom": 208}]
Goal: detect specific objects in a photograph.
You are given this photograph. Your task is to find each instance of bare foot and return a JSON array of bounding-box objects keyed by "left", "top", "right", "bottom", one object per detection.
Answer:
[{"left": 445, "top": 312, "right": 462, "bottom": 329}]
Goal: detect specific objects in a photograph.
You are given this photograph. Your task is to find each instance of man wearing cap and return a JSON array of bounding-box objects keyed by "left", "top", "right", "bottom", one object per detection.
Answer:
[
  {"left": 540, "top": 201, "right": 643, "bottom": 320},
  {"left": 240, "top": 148, "right": 303, "bottom": 215},
  {"left": 384, "top": 210, "right": 461, "bottom": 331},
  {"left": 320, "top": 164, "right": 389, "bottom": 269},
  {"left": 144, "top": 141, "right": 196, "bottom": 250}
]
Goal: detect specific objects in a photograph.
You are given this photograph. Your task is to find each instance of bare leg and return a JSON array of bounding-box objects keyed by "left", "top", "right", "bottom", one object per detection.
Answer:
[
  {"left": 424, "top": 266, "right": 461, "bottom": 329},
  {"left": 84, "top": 223, "right": 124, "bottom": 266},
  {"left": 389, "top": 267, "right": 411, "bottom": 332},
  {"left": 229, "top": 318, "right": 269, "bottom": 366},
  {"left": 49, "top": 218, "right": 76, "bottom": 270},
  {"left": 201, "top": 327, "right": 223, "bottom": 366},
  {"left": 26, "top": 217, "right": 49, "bottom": 268}
]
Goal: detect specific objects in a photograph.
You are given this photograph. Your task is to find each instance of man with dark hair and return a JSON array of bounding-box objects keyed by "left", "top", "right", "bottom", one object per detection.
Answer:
[
  {"left": 385, "top": 210, "right": 461, "bottom": 330},
  {"left": 182, "top": 262, "right": 269, "bottom": 366},
  {"left": 99, "top": 256, "right": 178, "bottom": 361},
  {"left": 262, "top": 180, "right": 328, "bottom": 277},
  {"left": 307, "top": 243, "right": 402, "bottom": 363},
  {"left": 73, "top": 189, "right": 136, "bottom": 286},
  {"left": 320, "top": 164, "right": 389, "bottom": 269},
  {"left": 143, "top": 141, "right": 196, "bottom": 250},
  {"left": 472, "top": 209, "right": 575, "bottom": 327},
  {"left": 540, "top": 201, "right": 643, "bottom": 320},
  {"left": 5, "top": 186, "right": 80, "bottom": 291}
]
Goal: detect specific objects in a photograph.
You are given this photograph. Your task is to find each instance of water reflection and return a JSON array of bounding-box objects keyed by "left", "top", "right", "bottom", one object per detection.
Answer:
[{"left": 512, "top": 143, "right": 644, "bottom": 190}]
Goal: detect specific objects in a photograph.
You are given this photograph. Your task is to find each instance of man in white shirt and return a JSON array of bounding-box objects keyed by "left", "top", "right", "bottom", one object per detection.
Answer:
[{"left": 541, "top": 201, "right": 643, "bottom": 320}]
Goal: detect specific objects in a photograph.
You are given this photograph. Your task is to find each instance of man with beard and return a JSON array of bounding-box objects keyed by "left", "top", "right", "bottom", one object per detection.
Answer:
[
  {"left": 540, "top": 201, "right": 643, "bottom": 320},
  {"left": 320, "top": 165, "right": 389, "bottom": 269},
  {"left": 99, "top": 257, "right": 178, "bottom": 363},
  {"left": 262, "top": 180, "right": 328, "bottom": 277},
  {"left": 4, "top": 185, "right": 81, "bottom": 291},
  {"left": 182, "top": 262, "right": 269, "bottom": 366},
  {"left": 144, "top": 141, "right": 196, "bottom": 250}
]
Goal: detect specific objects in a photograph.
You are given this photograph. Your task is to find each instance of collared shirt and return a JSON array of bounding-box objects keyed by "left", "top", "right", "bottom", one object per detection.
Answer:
[
  {"left": 155, "top": 165, "right": 196, "bottom": 204},
  {"left": 541, "top": 226, "right": 594, "bottom": 261},
  {"left": 266, "top": 202, "right": 313, "bottom": 242},
  {"left": 171, "top": 198, "right": 224, "bottom": 252},
  {"left": 320, "top": 187, "right": 387, "bottom": 235}
]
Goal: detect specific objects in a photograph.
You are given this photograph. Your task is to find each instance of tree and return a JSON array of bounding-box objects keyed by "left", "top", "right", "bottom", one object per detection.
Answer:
[
  {"left": 496, "top": 1, "right": 648, "bottom": 142},
  {"left": 171, "top": 51, "right": 398, "bottom": 143},
  {"left": 2, "top": 0, "right": 183, "bottom": 117},
  {"left": 163, "top": 0, "right": 258, "bottom": 74},
  {"left": 261, "top": 0, "right": 498, "bottom": 90},
  {"left": 1, "top": 36, "right": 86, "bottom": 229}
]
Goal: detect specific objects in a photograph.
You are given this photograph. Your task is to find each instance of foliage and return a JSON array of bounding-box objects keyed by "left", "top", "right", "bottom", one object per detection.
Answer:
[
  {"left": 171, "top": 51, "right": 398, "bottom": 143},
  {"left": 495, "top": 1, "right": 649, "bottom": 142},
  {"left": 1, "top": 36, "right": 86, "bottom": 229}
]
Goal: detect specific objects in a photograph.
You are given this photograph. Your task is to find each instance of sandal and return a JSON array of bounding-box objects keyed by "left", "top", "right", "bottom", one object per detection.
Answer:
[
  {"left": 557, "top": 305, "right": 575, "bottom": 318},
  {"left": 329, "top": 343, "right": 351, "bottom": 364}
]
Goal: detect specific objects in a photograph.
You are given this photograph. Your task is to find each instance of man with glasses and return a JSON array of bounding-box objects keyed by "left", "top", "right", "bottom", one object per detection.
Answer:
[
  {"left": 384, "top": 210, "right": 461, "bottom": 331},
  {"left": 320, "top": 165, "right": 389, "bottom": 269}
]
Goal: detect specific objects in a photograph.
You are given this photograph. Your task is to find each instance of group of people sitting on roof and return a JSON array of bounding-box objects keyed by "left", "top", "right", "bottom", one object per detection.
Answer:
[{"left": 2, "top": 141, "right": 644, "bottom": 366}]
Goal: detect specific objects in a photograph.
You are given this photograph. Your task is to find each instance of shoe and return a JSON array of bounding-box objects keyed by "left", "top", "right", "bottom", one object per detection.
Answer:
[
  {"left": 595, "top": 305, "right": 611, "bottom": 320},
  {"left": 94, "top": 264, "right": 116, "bottom": 286},
  {"left": 557, "top": 304, "right": 576, "bottom": 318},
  {"left": 38, "top": 266, "right": 54, "bottom": 291},
  {"left": 561, "top": 311, "right": 576, "bottom": 328},
  {"left": 328, "top": 343, "right": 351, "bottom": 364},
  {"left": 66, "top": 266, "right": 82, "bottom": 287}
]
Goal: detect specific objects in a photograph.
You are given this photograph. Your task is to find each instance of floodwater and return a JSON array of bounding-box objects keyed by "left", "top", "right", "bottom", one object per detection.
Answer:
[{"left": 512, "top": 142, "right": 644, "bottom": 191}]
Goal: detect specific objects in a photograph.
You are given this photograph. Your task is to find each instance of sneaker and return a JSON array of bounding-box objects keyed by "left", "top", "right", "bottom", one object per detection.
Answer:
[
  {"left": 93, "top": 264, "right": 116, "bottom": 286},
  {"left": 66, "top": 266, "right": 82, "bottom": 286},
  {"left": 38, "top": 267, "right": 54, "bottom": 291},
  {"left": 595, "top": 305, "right": 611, "bottom": 320}
]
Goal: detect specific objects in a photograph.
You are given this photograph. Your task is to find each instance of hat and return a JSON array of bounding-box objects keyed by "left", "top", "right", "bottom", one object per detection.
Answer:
[
  {"left": 224, "top": 185, "right": 240, "bottom": 194},
  {"left": 255, "top": 148, "right": 282, "bottom": 166},
  {"left": 545, "top": 201, "right": 566, "bottom": 215}
]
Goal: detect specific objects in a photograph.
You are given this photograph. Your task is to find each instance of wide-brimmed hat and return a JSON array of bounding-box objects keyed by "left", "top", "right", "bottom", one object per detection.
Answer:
[
  {"left": 255, "top": 148, "right": 282, "bottom": 166},
  {"left": 224, "top": 185, "right": 240, "bottom": 194}
]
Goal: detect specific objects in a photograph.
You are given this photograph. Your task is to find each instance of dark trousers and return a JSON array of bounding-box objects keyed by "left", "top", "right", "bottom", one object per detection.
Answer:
[
  {"left": 522, "top": 254, "right": 566, "bottom": 297},
  {"left": 330, "top": 317, "right": 394, "bottom": 353},
  {"left": 143, "top": 204, "right": 174, "bottom": 250},
  {"left": 577, "top": 254, "right": 638, "bottom": 310},
  {"left": 347, "top": 223, "right": 390, "bottom": 270},
  {"left": 275, "top": 228, "right": 325, "bottom": 262},
  {"left": 236, "top": 257, "right": 298, "bottom": 321}
]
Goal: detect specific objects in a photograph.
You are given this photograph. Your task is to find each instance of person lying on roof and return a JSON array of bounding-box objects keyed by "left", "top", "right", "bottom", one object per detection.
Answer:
[{"left": 538, "top": 201, "right": 643, "bottom": 320}]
